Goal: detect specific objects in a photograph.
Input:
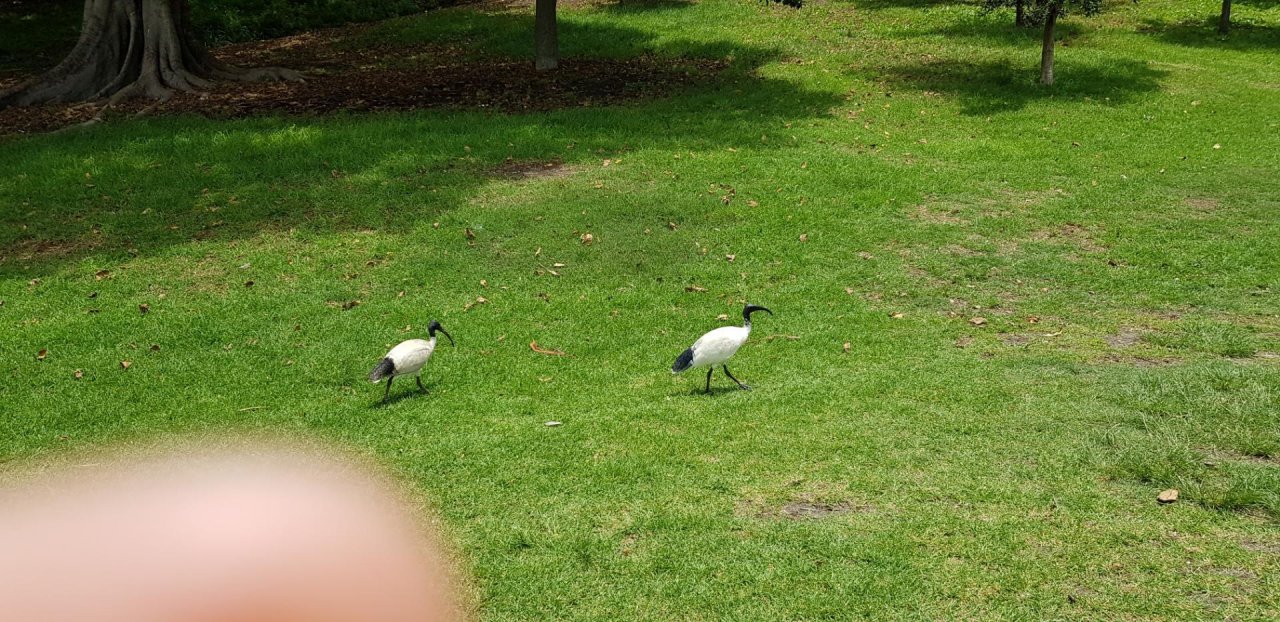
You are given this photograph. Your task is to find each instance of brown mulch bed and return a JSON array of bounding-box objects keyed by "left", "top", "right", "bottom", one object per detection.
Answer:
[{"left": 0, "top": 22, "right": 727, "bottom": 136}]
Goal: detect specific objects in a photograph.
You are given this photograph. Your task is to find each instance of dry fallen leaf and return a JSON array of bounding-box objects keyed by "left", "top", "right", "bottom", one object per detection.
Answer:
[
  {"left": 73, "top": 369, "right": 84, "bottom": 379},
  {"left": 94, "top": 269, "right": 111, "bottom": 280},
  {"left": 120, "top": 360, "right": 132, "bottom": 370},
  {"left": 432, "top": 222, "right": 441, "bottom": 229},
  {"left": 726, "top": 254, "right": 736, "bottom": 262},
  {"left": 799, "top": 234, "right": 809, "bottom": 242},
  {"left": 890, "top": 312, "right": 905, "bottom": 319},
  {"left": 1027, "top": 316, "right": 1040, "bottom": 324},
  {"left": 969, "top": 317, "right": 988, "bottom": 326},
  {"left": 464, "top": 228, "right": 476, "bottom": 240},
  {"left": 545, "top": 421, "right": 562, "bottom": 427},
  {"left": 685, "top": 285, "right": 708, "bottom": 293},
  {"left": 36, "top": 348, "right": 48, "bottom": 361},
  {"left": 530, "top": 341, "right": 566, "bottom": 356},
  {"left": 475, "top": 296, "right": 489, "bottom": 304},
  {"left": 845, "top": 287, "right": 855, "bottom": 295},
  {"left": 341, "top": 300, "right": 360, "bottom": 311},
  {"left": 1157, "top": 489, "right": 1179, "bottom": 504},
  {"left": 553, "top": 263, "right": 566, "bottom": 268},
  {"left": 480, "top": 279, "right": 488, "bottom": 288},
  {"left": 138, "top": 303, "right": 150, "bottom": 314},
  {"left": 667, "top": 222, "right": 678, "bottom": 231},
  {"left": 581, "top": 233, "right": 595, "bottom": 245},
  {"left": 955, "top": 336, "right": 974, "bottom": 348},
  {"left": 843, "top": 342, "right": 852, "bottom": 354},
  {"left": 150, "top": 344, "right": 161, "bottom": 352},
  {"left": 717, "top": 313, "right": 730, "bottom": 321}
]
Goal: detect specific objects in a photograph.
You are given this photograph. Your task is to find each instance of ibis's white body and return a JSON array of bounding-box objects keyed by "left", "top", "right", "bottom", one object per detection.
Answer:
[
  {"left": 376, "top": 337, "right": 438, "bottom": 381},
  {"left": 687, "top": 325, "right": 750, "bottom": 368}
]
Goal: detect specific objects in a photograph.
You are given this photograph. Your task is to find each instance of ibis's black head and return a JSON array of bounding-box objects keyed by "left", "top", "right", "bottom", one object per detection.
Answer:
[
  {"left": 428, "top": 320, "right": 455, "bottom": 347},
  {"left": 743, "top": 304, "right": 773, "bottom": 324}
]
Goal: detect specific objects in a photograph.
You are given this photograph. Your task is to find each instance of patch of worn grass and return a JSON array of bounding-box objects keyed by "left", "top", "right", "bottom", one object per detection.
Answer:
[{"left": 2, "top": 0, "right": 1280, "bottom": 620}]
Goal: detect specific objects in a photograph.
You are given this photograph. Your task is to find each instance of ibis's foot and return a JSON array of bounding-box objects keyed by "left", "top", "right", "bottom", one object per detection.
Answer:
[
  {"left": 416, "top": 376, "right": 427, "bottom": 393},
  {"left": 704, "top": 367, "right": 714, "bottom": 394},
  {"left": 738, "top": 384, "right": 752, "bottom": 391},
  {"left": 383, "top": 376, "right": 394, "bottom": 403}
]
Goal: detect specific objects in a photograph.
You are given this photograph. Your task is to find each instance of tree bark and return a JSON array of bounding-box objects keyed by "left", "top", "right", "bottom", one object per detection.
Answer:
[
  {"left": 1219, "top": 0, "right": 1232, "bottom": 35},
  {"left": 0, "top": 0, "right": 300, "bottom": 109},
  {"left": 534, "top": 0, "right": 559, "bottom": 71},
  {"left": 1039, "top": 1, "right": 1061, "bottom": 86},
  {"left": 1015, "top": 0, "right": 1026, "bottom": 28}
]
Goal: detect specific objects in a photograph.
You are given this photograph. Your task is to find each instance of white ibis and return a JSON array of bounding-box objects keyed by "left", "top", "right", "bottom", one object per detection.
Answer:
[
  {"left": 672, "top": 304, "right": 772, "bottom": 393},
  {"left": 369, "top": 320, "right": 455, "bottom": 403}
]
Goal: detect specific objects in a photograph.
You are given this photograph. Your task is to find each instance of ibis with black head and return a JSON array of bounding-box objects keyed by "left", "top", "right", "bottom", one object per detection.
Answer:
[
  {"left": 369, "top": 320, "right": 455, "bottom": 403},
  {"left": 672, "top": 304, "right": 772, "bottom": 393}
]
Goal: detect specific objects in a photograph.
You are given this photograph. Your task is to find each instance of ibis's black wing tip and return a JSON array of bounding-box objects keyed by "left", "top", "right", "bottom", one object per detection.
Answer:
[
  {"left": 672, "top": 348, "right": 695, "bottom": 373},
  {"left": 369, "top": 357, "right": 395, "bottom": 382}
]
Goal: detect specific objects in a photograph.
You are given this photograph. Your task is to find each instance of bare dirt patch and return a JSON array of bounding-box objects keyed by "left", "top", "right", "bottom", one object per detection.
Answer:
[
  {"left": 491, "top": 158, "right": 577, "bottom": 180},
  {"left": 0, "top": 21, "right": 728, "bottom": 136},
  {"left": 1206, "top": 449, "right": 1280, "bottom": 468},
  {"left": 1241, "top": 538, "right": 1280, "bottom": 554},
  {"left": 1097, "top": 353, "right": 1181, "bottom": 367},
  {"left": 1029, "top": 224, "right": 1107, "bottom": 253},
  {"left": 1185, "top": 197, "right": 1221, "bottom": 212},
  {"left": 779, "top": 501, "right": 867, "bottom": 520},
  {"left": 909, "top": 203, "right": 967, "bottom": 225},
  {"left": 1105, "top": 327, "right": 1146, "bottom": 348},
  {"left": 998, "top": 333, "right": 1032, "bottom": 346}
]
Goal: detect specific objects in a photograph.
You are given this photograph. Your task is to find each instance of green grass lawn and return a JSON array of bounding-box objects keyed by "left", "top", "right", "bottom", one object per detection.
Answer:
[{"left": 3, "top": 0, "right": 1280, "bottom": 618}]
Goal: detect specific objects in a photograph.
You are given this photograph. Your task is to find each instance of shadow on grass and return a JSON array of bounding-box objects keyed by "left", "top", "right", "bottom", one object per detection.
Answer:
[
  {"left": 869, "top": 57, "right": 1166, "bottom": 115},
  {"left": 602, "top": 0, "right": 696, "bottom": 15},
  {"left": 1138, "top": 16, "right": 1280, "bottom": 51},
  {"left": 0, "top": 4, "right": 843, "bottom": 277},
  {"left": 853, "top": 0, "right": 965, "bottom": 10}
]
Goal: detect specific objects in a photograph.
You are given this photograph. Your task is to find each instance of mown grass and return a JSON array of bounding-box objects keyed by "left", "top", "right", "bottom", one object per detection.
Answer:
[{"left": 3, "top": 0, "right": 1280, "bottom": 619}]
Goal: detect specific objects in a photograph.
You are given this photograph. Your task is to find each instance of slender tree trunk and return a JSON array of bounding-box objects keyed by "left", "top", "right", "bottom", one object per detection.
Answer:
[
  {"left": 0, "top": 0, "right": 299, "bottom": 109},
  {"left": 1015, "top": 0, "right": 1026, "bottom": 28},
  {"left": 1219, "top": 0, "right": 1232, "bottom": 35},
  {"left": 534, "top": 0, "right": 559, "bottom": 71},
  {"left": 1039, "top": 1, "right": 1061, "bottom": 86}
]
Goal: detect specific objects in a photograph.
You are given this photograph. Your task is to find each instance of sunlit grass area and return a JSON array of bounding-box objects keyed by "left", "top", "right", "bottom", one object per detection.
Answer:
[{"left": 2, "top": 0, "right": 1279, "bottom": 619}]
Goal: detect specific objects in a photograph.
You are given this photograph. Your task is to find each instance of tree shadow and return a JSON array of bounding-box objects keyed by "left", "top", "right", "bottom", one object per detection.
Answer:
[
  {"left": 854, "top": 0, "right": 967, "bottom": 10},
  {"left": 870, "top": 57, "right": 1167, "bottom": 115},
  {"left": 1138, "top": 16, "right": 1280, "bottom": 51},
  {"left": 0, "top": 4, "right": 843, "bottom": 277},
  {"left": 601, "top": 0, "right": 696, "bottom": 15}
]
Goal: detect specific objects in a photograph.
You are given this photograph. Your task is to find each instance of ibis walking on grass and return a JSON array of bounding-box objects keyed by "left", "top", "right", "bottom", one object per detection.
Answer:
[
  {"left": 672, "top": 304, "right": 772, "bottom": 393},
  {"left": 369, "top": 320, "right": 455, "bottom": 403}
]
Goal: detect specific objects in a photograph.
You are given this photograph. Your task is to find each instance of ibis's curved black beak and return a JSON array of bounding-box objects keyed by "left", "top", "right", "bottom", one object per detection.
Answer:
[
  {"left": 744, "top": 304, "right": 773, "bottom": 318},
  {"left": 428, "top": 320, "right": 456, "bottom": 347}
]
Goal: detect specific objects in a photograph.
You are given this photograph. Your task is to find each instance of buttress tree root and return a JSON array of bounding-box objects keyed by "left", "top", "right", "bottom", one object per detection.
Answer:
[{"left": 0, "top": 0, "right": 302, "bottom": 110}]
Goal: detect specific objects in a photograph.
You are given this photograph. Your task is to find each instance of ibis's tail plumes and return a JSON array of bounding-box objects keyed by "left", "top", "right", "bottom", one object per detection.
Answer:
[
  {"left": 369, "top": 357, "right": 395, "bottom": 383},
  {"left": 672, "top": 348, "right": 695, "bottom": 373}
]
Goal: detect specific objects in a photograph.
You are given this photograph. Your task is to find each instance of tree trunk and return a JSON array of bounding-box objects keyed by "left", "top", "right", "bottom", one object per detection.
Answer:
[
  {"left": 534, "top": 0, "right": 559, "bottom": 71},
  {"left": 1039, "top": 1, "right": 1061, "bottom": 86},
  {"left": 1015, "top": 0, "right": 1026, "bottom": 28},
  {"left": 1219, "top": 0, "right": 1232, "bottom": 35},
  {"left": 0, "top": 0, "right": 300, "bottom": 109}
]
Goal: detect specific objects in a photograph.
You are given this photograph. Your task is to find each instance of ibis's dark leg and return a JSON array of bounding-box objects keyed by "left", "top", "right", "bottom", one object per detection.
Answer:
[
  {"left": 416, "top": 375, "right": 427, "bottom": 393},
  {"left": 705, "top": 367, "right": 714, "bottom": 393},
  {"left": 723, "top": 365, "right": 750, "bottom": 391},
  {"left": 383, "top": 376, "right": 394, "bottom": 403}
]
